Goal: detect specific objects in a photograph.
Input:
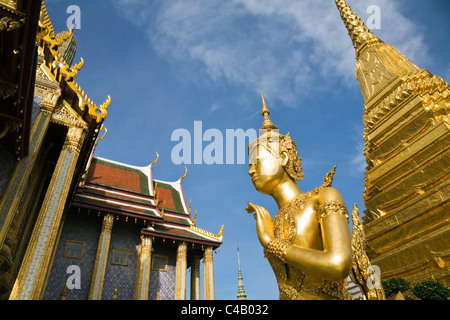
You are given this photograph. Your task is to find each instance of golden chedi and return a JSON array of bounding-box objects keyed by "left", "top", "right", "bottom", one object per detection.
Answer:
[{"left": 336, "top": 0, "right": 450, "bottom": 286}]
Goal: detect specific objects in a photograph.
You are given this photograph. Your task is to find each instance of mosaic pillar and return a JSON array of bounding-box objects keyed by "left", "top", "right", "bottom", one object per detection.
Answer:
[
  {"left": 190, "top": 255, "right": 201, "bottom": 300},
  {"left": 175, "top": 242, "right": 187, "bottom": 300},
  {"left": 0, "top": 92, "right": 59, "bottom": 250},
  {"left": 203, "top": 246, "right": 215, "bottom": 300},
  {"left": 9, "top": 127, "right": 85, "bottom": 300},
  {"left": 133, "top": 235, "right": 152, "bottom": 300},
  {"left": 88, "top": 213, "right": 114, "bottom": 300}
]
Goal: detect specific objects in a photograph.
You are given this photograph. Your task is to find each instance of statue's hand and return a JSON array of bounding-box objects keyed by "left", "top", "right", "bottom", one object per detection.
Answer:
[{"left": 246, "top": 203, "right": 274, "bottom": 248}]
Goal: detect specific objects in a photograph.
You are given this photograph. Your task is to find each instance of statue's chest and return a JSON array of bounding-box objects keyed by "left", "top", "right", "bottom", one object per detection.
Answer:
[{"left": 273, "top": 189, "right": 321, "bottom": 244}]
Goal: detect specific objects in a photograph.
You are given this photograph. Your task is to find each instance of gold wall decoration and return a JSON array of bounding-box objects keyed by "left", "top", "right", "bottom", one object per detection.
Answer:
[{"left": 0, "top": 0, "right": 17, "bottom": 10}]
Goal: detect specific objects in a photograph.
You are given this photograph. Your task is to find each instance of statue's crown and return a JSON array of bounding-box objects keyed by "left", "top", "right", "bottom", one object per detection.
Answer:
[
  {"left": 260, "top": 93, "right": 278, "bottom": 131},
  {"left": 255, "top": 94, "right": 304, "bottom": 181}
]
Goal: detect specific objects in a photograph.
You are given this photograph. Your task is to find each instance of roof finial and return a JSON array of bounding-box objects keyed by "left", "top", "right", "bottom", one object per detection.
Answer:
[
  {"left": 193, "top": 209, "right": 197, "bottom": 226},
  {"left": 180, "top": 166, "right": 188, "bottom": 180},
  {"left": 151, "top": 152, "right": 159, "bottom": 167},
  {"left": 260, "top": 93, "right": 278, "bottom": 131},
  {"left": 154, "top": 182, "right": 159, "bottom": 206},
  {"left": 334, "top": 0, "right": 380, "bottom": 57}
]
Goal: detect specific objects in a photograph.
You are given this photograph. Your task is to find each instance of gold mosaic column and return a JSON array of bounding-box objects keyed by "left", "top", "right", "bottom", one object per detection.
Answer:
[
  {"left": 0, "top": 89, "right": 59, "bottom": 249},
  {"left": 203, "top": 246, "right": 215, "bottom": 300},
  {"left": 88, "top": 213, "right": 114, "bottom": 300},
  {"left": 175, "top": 242, "right": 187, "bottom": 300},
  {"left": 133, "top": 235, "right": 152, "bottom": 300},
  {"left": 190, "top": 255, "right": 201, "bottom": 300},
  {"left": 9, "top": 127, "right": 85, "bottom": 300}
]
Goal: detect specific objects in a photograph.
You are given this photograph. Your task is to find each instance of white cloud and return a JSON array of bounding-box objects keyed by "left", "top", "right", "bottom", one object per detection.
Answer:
[
  {"left": 209, "top": 104, "right": 221, "bottom": 113},
  {"left": 351, "top": 142, "right": 367, "bottom": 174},
  {"left": 112, "top": 0, "right": 430, "bottom": 107}
]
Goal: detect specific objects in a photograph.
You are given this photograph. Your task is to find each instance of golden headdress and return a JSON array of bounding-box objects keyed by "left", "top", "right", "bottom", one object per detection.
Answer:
[{"left": 250, "top": 94, "right": 304, "bottom": 181}]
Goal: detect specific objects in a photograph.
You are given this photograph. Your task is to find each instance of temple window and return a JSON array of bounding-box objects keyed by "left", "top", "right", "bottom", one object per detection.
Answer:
[
  {"left": 63, "top": 240, "right": 85, "bottom": 259},
  {"left": 111, "top": 248, "right": 129, "bottom": 266},
  {"left": 152, "top": 254, "right": 168, "bottom": 272}
]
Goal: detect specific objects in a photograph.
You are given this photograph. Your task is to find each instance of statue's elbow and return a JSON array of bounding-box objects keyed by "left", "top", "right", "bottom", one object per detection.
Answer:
[{"left": 329, "top": 254, "right": 352, "bottom": 281}]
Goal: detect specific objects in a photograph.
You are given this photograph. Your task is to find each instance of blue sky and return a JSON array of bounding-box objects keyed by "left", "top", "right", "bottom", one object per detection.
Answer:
[{"left": 45, "top": 0, "right": 450, "bottom": 300}]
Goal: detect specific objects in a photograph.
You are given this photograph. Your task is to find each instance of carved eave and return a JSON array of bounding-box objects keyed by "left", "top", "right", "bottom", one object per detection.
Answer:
[{"left": 36, "top": 1, "right": 110, "bottom": 128}]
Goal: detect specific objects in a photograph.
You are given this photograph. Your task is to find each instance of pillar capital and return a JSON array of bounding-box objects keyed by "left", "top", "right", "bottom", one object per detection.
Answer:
[
  {"left": 101, "top": 213, "right": 114, "bottom": 232},
  {"left": 62, "top": 127, "right": 85, "bottom": 154}
]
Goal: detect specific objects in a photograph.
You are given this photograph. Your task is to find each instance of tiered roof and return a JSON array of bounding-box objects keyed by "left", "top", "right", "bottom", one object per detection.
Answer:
[{"left": 72, "top": 157, "right": 223, "bottom": 248}]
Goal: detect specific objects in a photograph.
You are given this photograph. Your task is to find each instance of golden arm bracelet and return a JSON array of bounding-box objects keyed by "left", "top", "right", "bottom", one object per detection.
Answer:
[
  {"left": 266, "top": 239, "right": 290, "bottom": 262},
  {"left": 317, "top": 200, "right": 349, "bottom": 223}
]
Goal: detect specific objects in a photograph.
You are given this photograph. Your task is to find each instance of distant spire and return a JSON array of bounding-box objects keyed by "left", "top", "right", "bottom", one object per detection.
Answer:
[
  {"left": 260, "top": 93, "right": 278, "bottom": 131},
  {"left": 334, "top": 0, "right": 381, "bottom": 58},
  {"left": 236, "top": 246, "right": 247, "bottom": 300}
]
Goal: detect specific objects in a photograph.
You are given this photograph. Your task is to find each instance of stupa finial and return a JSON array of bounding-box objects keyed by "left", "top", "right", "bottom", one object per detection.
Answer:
[{"left": 335, "top": 0, "right": 381, "bottom": 57}]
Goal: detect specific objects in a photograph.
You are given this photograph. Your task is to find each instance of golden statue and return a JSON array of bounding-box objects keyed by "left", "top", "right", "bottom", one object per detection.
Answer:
[{"left": 246, "top": 94, "right": 383, "bottom": 300}]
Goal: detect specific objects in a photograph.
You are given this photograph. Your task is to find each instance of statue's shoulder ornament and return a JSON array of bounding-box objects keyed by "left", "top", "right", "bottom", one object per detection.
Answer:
[{"left": 317, "top": 166, "right": 349, "bottom": 224}]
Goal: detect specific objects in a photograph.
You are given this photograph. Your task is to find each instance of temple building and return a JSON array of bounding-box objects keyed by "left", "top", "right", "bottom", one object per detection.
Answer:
[
  {"left": 336, "top": 0, "right": 450, "bottom": 286},
  {"left": 44, "top": 156, "right": 223, "bottom": 300},
  {"left": 0, "top": 1, "right": 222, "bottom": 300}
]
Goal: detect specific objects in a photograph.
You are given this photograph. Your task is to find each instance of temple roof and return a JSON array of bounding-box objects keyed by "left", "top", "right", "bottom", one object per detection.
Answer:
[
  {"left": 72, "top": 156, "right": 222, "bottom": 247},
  {"left": 84, "top": 157, "right": 155, "bottom": 196}
]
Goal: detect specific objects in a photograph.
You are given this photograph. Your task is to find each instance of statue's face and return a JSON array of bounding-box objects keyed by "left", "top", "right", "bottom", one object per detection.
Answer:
[{"left": 248, "top": 143, "right": 285, "bottom": 195}]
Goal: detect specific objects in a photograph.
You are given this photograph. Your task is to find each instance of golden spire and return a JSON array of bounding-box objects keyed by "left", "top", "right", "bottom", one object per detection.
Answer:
[
  {"left": 335, "top": 0, "right": 419, "bottom": 104},
  {"left": 260, "top": 93, "right": 278, "bottom": 131},
  {"left": 334, "top": 0, "right": 381, "bottom": 58}
]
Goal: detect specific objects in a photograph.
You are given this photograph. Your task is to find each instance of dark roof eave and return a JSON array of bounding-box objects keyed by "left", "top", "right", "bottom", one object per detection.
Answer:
[
  {"left": 70, "top": 201, "right": 163, "bottom": 223},
  {"left": 141, "top": 229, "right": 222, "bottom": 248}
]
